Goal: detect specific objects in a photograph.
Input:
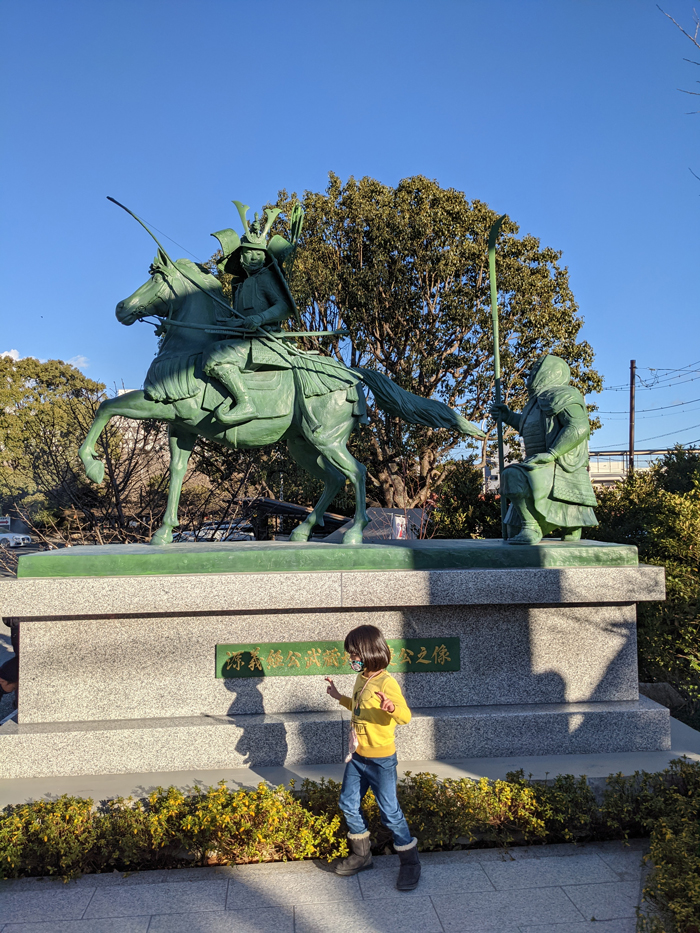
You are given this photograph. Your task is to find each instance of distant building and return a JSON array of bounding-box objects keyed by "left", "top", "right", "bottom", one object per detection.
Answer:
[
  {"left": 486, "top": 448, "right": 700, "bottom": 492},
  {"left": 588, "top": 449, "right": 700, "bottom": 488}
]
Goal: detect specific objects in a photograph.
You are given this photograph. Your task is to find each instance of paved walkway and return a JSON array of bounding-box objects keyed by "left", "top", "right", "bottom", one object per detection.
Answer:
[{"left": 0, "top": 838, "right": 652, "bottom": 932}]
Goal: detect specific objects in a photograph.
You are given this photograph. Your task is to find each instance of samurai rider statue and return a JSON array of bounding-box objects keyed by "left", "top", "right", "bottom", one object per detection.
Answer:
[
  {"left": 490, "top": 354, "right": 598, "bottom": 545},
  {"left": 203, "top": 202, "right": 297, "bottom": 425}
]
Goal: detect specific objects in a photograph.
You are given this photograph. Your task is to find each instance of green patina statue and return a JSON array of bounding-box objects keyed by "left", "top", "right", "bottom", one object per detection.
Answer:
[
  {"left": 490, "top": 355, "right": 598, "bottom": 545},
  {"left": 79, "top": 199, "right": 485, "bottom": 546},
  {"left": 202, "top": 202, "right": 297, "bottom": 425}
]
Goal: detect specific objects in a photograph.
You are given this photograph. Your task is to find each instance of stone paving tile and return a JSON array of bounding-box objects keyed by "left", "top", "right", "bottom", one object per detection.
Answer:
[
  {"left": 233, "top": 859, "right": 323, "bottom": 875},
  {"left": 358, "top": 861, "right": 495, "bottom": 899},
  {"left": 226, "top": 868, "right": 359, "bottom": 909},
  {"left": 0, "top": 888, "right": 95, "bottom": 924},
  {"left": 431, "top": 887, "right": 585, "bottom": 930},
  {"left": 588, "top": 841, "right": 649, "bottom": 881},
  {"left": 520, "top": 920, "right": 638, "bottom": 933},
  {"left": 481, "top": 853, "right": 619, "bottom": 890},
  {"left": 83, "top": 879, "right": 227, "bottom": 919},
  {"left": 293, "top": 895, "right": 444, "bottom": 933},
  {"left": 161, "top": 866, "right": 238, "bottom": 883},
  {"left": 562, "top": 881, "right": 642, "bottom": 921},
  {"left": 72, "top": 870, "right": 172, "bottom": 887},
  {"left": 0, "top": 877, "right": 70, "bottom": 893},
  {"left": 1, "top": 919, "right": 150, "bottom": 933},
  {"left": 148, "top": 906, "right": 295, "bottom": 932}
]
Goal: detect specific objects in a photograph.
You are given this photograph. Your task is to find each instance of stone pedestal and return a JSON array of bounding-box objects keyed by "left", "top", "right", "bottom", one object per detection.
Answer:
[{"left": 0, "top": 541, "right": 669, "bottom": 779}]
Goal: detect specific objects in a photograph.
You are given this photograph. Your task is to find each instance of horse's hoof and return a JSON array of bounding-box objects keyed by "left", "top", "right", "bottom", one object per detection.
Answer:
[
  {"left": 290, "top": 524, "right": 312, "bottom": 542},
  {"left": 341, "top": 527, "right": 365, "bottom": 545},
  {"left": 149, "top": 527, "right": 173, "bottom": 546},
  {"left": 83, "top": 457, "right": 105, "bottom": 485}
]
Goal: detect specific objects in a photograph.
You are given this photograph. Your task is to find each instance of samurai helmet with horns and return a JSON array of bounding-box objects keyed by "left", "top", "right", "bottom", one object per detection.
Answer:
[{"left": 211, "top": 199, "right": 304, "bottom": 279}]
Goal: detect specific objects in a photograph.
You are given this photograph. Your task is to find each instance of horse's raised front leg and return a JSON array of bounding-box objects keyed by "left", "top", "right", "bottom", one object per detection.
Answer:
[
  {"left": 286, "top": 434, "right": 345, "bottom": 542},
  {"left": 79, "top": 391, "right": 177, "bottom": 485},
  {"left": 150, "top": 426, "right": 196, "bottom": 546}
]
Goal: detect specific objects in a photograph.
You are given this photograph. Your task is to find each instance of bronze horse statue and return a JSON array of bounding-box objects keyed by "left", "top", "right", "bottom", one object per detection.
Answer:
[{"left": 79, "top": 227, "right": 484, "bottom": 545}]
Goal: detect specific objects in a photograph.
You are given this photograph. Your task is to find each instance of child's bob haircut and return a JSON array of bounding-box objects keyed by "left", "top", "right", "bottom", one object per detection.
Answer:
[{"left": 344, "top": 625, "right": 391, "bottom": 673}]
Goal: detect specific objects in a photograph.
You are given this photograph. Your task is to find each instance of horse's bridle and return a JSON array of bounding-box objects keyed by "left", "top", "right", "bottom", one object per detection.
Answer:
[{"left": 134, "top": 261, "right": 184, "bottom": 331}]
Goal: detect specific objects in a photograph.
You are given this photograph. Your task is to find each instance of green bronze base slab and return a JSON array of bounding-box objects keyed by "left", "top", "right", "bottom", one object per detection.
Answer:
[{"left": 17, "top": 538, "right": 638, "bottom": 578}]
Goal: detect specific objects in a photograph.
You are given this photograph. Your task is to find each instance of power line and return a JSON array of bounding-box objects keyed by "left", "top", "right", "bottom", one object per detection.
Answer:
[
  {"left": 599, "top": 359, "right": 700, "bottom": 391},
  {"left": 595, "top": 396, "right": 700, "bottom": 414},
  {"left": 599, "top": 405, "right": 700, "bottom": 421},
  {"left": 593, "top": 421, "right": 700, "bottom": 449},
  {"left": 599, "top": 374, "right": 700, "bottom": 392}
]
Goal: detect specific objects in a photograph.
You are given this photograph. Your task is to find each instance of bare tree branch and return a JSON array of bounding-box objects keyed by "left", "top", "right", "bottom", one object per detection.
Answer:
[{"left": 658, "top": 5, "right": 700, "bottom": 50}]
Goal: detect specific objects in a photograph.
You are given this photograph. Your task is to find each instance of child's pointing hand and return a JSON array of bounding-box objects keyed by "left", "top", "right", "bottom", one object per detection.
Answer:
[
  {"left": 375, "top": 690, "right": 395, "bottom": 713},
  {"left": 325, "top": 676, "right": 342, "bottom": 701}
]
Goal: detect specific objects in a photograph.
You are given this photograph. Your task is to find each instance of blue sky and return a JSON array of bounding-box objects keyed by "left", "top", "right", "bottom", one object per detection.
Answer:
[{"left": 1, "top": 0, "right": 698, "bottom": 452}]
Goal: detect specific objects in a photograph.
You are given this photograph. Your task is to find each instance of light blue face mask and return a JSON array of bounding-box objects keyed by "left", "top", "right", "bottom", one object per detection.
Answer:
[{"left": 349, "top": 658, "right": 365, "bottom": 673}]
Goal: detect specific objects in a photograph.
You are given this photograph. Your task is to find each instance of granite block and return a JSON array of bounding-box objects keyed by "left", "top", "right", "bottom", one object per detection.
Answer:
[
  {"left": 18, "top": 603, "right": 641, "bottom": 723},
  {"left": 480, "top": 853, "right": 619, "bottom": 890},
  {"left": 83, "top": 879, "right": 228, "bottom": 918},
  {"left": 1, "top": 920, "right": 151, "bottom": 933},
  {"left": 395, "top": 698, "right": 670, "bottom": 759},
  {"left": 0, "top": 564, "right": 665, "bottom": 622},
  {"left": 226, "top": 867, "right": 359, "bottom": 908},
  {"left": 340, "top": 565, "right": 665, "bottom": 608},
  {"left": 293, "top": 896, "right": 444, "bottom": 933},
  {"left": 0, "top": 699, "right": 669, "bottom": 778},
  {"left": 0, "top": 887, "right": 94, "bottom": 923},
  {"left": 0, "top": 712, "right": 346, "bottom": 779},
  {"left": 430, "top": 886, "right": 585, "bottom": 930},
  {"left": 357, "top": 860, "right": 494, "bottom": 899},
  {"left": 149, "top": 908, "right": 294, "bottom": 933},
  {"left": 0, "top": 570, "right": 342, "bottom": 619},
  {"left": 561, "top": 881, "right": 642, "bottom": 920}
]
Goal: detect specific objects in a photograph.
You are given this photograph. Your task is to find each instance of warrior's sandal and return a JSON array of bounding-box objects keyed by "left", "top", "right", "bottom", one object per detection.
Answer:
[{"left": 507, "top": 523, "right": 543, "bottom": 546}]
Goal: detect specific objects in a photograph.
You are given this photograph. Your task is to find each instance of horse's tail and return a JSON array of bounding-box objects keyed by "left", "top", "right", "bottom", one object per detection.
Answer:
[{"left": 353, "top": 368, "right": 486, "bottom": 438}]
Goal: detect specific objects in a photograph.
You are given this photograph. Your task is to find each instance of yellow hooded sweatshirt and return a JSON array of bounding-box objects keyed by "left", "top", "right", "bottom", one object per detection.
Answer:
[{"left": 339, "top": 671, "right": 412, "bottom": 758}]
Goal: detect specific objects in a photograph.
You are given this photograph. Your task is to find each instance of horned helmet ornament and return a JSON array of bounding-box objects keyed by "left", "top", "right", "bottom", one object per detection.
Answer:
[{"left": 211, "top": 199, "right": 304, "bottom": 279}]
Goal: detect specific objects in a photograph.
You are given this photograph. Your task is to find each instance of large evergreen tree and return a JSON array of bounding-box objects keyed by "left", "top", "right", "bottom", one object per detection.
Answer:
[{"left": 263, "top": 174, "right": 600, "bottom": 508}]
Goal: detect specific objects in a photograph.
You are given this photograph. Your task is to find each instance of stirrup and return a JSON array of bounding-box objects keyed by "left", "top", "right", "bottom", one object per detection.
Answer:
[{"left": 216, "top": 399, "right": 257, "bottom": 426}]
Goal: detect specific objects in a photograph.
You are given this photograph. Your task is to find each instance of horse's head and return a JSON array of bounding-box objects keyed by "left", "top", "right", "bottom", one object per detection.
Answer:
[{"left": 115, "top": 248, "right": 184, "bottom": 326}]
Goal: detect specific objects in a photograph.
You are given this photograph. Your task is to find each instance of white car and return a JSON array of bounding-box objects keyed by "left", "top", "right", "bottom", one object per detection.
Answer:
[
  {"left": 0, "top": 533, "right": 32, "bottom": 548},
  {"left": 174, "top": 522, "right": 254, "bottom": 543}
]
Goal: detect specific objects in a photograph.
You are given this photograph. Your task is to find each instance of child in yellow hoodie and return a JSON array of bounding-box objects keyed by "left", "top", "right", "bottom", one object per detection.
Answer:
[{"left": 325, "top": 624, "right": 421, "bottom": 891}]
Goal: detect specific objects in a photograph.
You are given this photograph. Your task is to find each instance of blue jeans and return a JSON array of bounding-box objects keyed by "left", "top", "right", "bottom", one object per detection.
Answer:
[{"left": 339, "top": 752, "right": 412, "bottom": 846}]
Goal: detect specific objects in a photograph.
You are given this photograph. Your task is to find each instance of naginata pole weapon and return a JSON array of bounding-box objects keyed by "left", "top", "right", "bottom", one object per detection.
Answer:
[{"left": 488, "top": 214, "right": 508, "bottom": 540}]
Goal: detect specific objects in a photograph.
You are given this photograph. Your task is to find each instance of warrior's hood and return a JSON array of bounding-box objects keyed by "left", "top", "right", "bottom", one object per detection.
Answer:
[{"left": 527, "top": 355, "right": 570, "bottom": 397}]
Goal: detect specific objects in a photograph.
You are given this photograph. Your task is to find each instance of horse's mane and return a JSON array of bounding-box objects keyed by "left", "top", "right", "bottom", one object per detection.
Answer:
[{"left": 173, "top": 258, "right": 224, "bottom": 300}]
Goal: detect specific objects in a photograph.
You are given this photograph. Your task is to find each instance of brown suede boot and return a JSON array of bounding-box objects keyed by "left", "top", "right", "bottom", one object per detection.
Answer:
[
  {"left": 395, "top": 836, "right": 421, "bottom": 891},
  {"left": 334, "top": 831, "right": 373, "bottom": 876}
]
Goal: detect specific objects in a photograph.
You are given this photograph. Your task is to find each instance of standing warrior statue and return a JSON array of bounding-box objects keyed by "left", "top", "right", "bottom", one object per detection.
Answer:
[{"left": 490, "top": 355, "right": 598, "bottom": 545}]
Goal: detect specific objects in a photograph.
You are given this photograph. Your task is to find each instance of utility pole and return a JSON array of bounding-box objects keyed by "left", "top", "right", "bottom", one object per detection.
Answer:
[{"left": 629, "top": 359, "right": 636, "bottom": 475}]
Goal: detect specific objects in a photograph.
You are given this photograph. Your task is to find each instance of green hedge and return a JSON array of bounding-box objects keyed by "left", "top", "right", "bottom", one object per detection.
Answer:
[
  {"left": 1, "top": 762, "right": 697, "bottom": 931},
  {"left": 0, "top": 783, "right": 345, "bottom": 878}
]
